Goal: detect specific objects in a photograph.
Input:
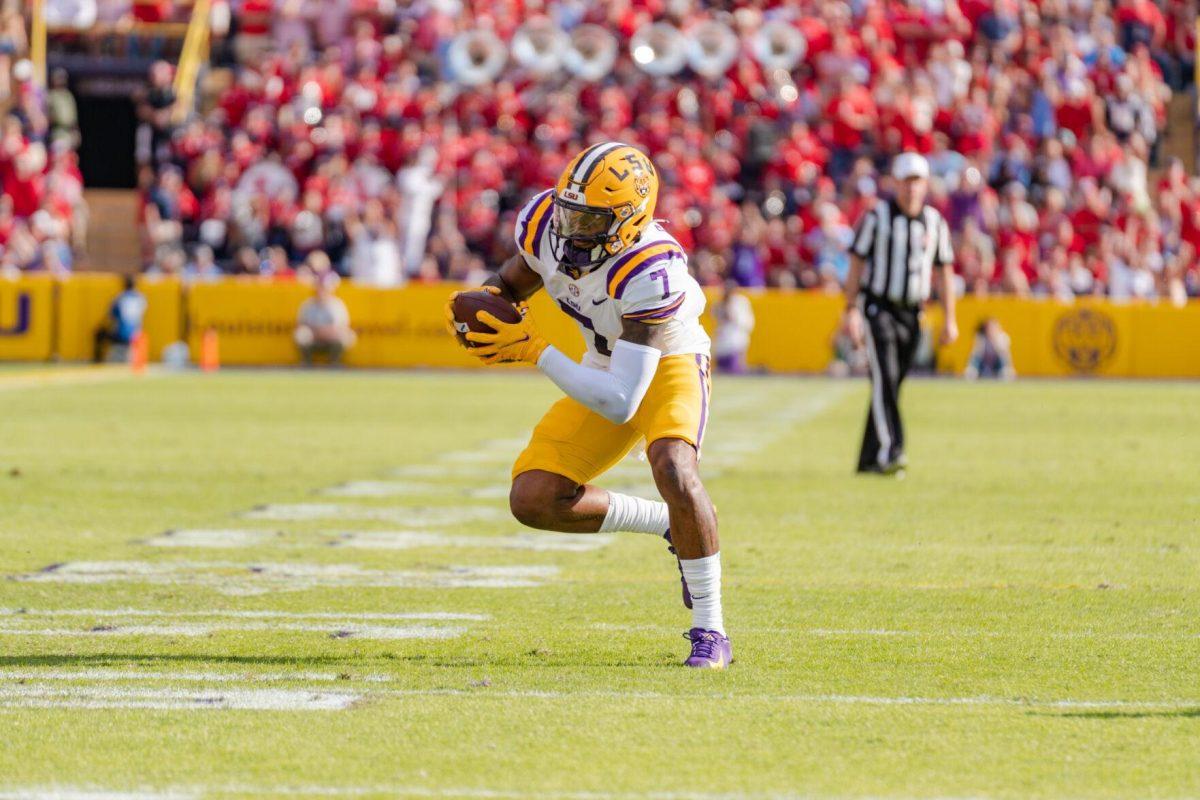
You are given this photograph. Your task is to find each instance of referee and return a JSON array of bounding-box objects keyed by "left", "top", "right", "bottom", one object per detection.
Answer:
[{"left": 842, "top": 153, "right": 958, "bottom": 475}]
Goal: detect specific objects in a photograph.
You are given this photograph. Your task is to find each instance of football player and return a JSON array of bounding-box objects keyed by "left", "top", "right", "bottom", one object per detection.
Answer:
[{"left": 445, "top": 142, "right": 730, "bottom": 669}]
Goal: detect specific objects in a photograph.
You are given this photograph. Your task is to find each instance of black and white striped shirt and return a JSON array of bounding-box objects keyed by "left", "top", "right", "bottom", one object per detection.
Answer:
[{"left": 851, "top": 198, "right": 954, "bottom": 307}]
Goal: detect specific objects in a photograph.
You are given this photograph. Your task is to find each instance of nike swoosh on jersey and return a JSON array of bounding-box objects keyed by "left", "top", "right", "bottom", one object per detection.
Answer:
[{"left": 591, "top": 298, "right": 607, "bottom": 305}]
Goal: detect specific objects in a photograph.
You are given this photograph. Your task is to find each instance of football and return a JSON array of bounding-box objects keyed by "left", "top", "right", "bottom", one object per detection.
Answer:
[{"left": 451, "top": 290, "right": 522, "bottom": 348}]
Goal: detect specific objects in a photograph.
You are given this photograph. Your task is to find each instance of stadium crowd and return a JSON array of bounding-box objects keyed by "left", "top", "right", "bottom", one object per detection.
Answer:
[
  {"left": 0, "top": 0, "right": 88, "bottom": 276},
  {"left": 11, "top": 0, "right": 1200, "bottom": 305}
]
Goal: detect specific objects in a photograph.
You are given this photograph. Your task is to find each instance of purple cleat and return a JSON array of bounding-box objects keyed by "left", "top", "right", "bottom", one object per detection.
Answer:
[
  {"left": 683, "top": 628, "right": 732, "bottom": 669},
  {"left": 663, "top": 529, "right": 692, "bottom": 609}
]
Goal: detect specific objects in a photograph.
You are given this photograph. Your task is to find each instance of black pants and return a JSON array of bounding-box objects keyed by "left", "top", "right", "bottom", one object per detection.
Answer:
[
  {"left": 298, "top": 340, "right": 345, "bottom": 367},
  {"left": 93, "top": 327, "right": 130, "bottom": 363},
  {"left": 857, "top": 301, "right": 921, "bottom": 472}
]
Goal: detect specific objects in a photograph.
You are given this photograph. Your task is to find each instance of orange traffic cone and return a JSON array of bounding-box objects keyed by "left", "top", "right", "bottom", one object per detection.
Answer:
[
  {"left": 130, "top": 331, "right": 149, "bottom": 375},
  {"left": 200, "top": 328, "right": 220, "bottom": 373}
]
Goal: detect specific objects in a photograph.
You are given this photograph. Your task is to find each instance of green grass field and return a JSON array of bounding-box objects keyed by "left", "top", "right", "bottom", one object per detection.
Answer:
[{"left": 0, "top": 367, "right": 1197, "bottom": 799}]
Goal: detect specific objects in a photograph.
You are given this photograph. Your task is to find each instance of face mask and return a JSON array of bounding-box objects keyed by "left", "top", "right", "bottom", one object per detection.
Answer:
[{"left": 549, "top": 199, "right": 615, "bottom": 276}]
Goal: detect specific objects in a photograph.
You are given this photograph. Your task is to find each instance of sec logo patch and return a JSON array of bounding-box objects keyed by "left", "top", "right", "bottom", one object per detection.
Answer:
[
  {"left": 568, "top": 284, "right": 580, "bottom": 297},
  {"left": 1052, "top": 308, "right": 1117, "bottom": 374}
]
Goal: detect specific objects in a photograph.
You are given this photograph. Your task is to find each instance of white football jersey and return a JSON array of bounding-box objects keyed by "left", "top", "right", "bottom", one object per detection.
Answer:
[{"left": 514, "top": 189, "right": 711, "bottom": 368}]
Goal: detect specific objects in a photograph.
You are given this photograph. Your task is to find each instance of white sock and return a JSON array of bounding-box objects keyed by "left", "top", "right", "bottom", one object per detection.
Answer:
[
  {"left": 599, "top": 491, "right": 670, "bottom": 537},
  {"left": 680, "top": 553, "right": 724, "bottom": 635}
]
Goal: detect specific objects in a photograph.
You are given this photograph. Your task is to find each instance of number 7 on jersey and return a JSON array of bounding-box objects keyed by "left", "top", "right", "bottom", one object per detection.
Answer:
[{"left": 649, "top": 268, "right": 670, "bottom": 300}]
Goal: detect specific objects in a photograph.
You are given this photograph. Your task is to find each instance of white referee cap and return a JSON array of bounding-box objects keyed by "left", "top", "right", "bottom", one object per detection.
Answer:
[{"left": 891, "top": 152, "right": 930, "bottom": 181}]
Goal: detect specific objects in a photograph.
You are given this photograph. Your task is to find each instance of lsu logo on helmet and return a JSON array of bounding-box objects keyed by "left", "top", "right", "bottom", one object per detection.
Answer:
[{"left": 550, "top": 142, "right": 660, "bottom": 277}]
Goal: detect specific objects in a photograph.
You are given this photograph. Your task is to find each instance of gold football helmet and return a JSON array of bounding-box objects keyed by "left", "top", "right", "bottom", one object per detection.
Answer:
[{"left": 551, "top": 142, "right": 659, "bottom": 276}]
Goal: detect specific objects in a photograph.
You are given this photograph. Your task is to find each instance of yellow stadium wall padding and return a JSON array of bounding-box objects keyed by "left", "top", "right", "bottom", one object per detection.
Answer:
[
  {"left": 55, "top": 274, "right": 183, "bottom": 362},
  {"left": 185, "top": 280, "right": 312, "bottom": 366},
  {"left": 0, "top": 275, "right": 56, "bottom": 361},
  {"left": 184, "top": 281, "right": 587, "bottom": 368},
  {"left": 929, "top": 296, "right": 1200, "bottom": 378},
  {"left": 337, "top": 283, "right": 586, "bottom": 369},
  {"left": 2, "top": 275, "right": 1199, "bottom": 377}
]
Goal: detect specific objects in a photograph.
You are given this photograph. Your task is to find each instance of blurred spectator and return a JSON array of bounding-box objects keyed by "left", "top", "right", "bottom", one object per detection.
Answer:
[
  {"left": 294, "top": 276, "right": 355, "bottom": 366},
  {"left": 346, "top": 199, "right": 403, "bottom": 286},
  {"left": 183, "top": 243, "right": 220, "bottom": 282},
  {"left": 44, "top": 0, "right": 97, "bottom": 30},
  {"left": 46, "top": 70, "right": 79, "bottom": 148},
  {"left": 803, "top": 203, "right": 853, "bottom": 285},
  {"left": 829, "top": 327, "right": 869, "bottom": 378},
  {"left": 712, "top": 280, "right": 755, "bottom": 374},
  {"left": 143, "top": 165, "right": 193, "bottom": 252},
  {"left": 0, "top": 5, "right": 86, "bottom": 274},
  {"left": 145, "top": 243, "right": 185, "bottom": 277},
  {"left": 964, "top": 318, "right": 1016, "bottom": 380},
  {"left": 93, "top": 276, "right": 146, "bottom": 362},
  {"left": 0, "top": 2, "right": 28, "bottom": 106},
  {"left": 135, "top": 61, "right": 176, "bottom": 166},
  {"left": 396, "top": 147, "right": 444, "bottom": 278}
]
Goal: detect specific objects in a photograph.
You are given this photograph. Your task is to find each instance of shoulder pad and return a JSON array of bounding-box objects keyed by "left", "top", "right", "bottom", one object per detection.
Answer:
[{"left": 604, "top": 241, "right": 686, "bottom": 300}]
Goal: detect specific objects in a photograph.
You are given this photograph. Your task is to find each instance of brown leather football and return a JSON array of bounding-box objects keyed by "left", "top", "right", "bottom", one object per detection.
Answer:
[{"left": 451, "top": 290, "right": 522, "bottom": 348}]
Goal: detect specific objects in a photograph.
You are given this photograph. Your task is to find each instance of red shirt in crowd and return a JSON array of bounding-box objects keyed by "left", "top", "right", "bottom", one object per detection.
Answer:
[{"left": 825, "top": 85, "right": 877, "bottom": 150}]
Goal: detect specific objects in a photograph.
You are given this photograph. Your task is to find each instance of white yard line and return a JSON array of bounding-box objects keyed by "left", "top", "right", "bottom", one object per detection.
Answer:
[
  {"left": 323, "top": 481, "right": 600, "bottom": 502},
  {"left": 0, "top": 678, "right": 1188, "bottom": 712},
  {"left": 147, "top": 527, "right": 612, "bottom": 551},
  {"left": 240, "top": 504, "right": 507, "bottom": 525},
  {"left": 0, "top": 773, "right": 1180, "bottom": 800},
  {"left": 0, "top": 670, "right": 392, "bottom": 684},
  {"left": 0, "top": 791, "right": 197, "bottom": 800},
  {"left": 145, "top": 529, "right": 280, "bottom": 548},
  {"left": 319, "top": 481, "right": 455, "bottom": 498},
  {"left": 696, "top": 386, "right": 850, "bottom": 468},
  {"left": 210, "top": 787, "right": 820, "bottom": 800},
  {"left": 14, "top": 562, "right": 558, "bottom": 595},
  {"left": 387, "top": 464, "right": 500, "bottom": 479},
  {"left": 0, "top": 787, "right": 814, "bottom": 800},
  {"left": 381, "top": 443, "right": 657, "bottom": 496},
  {"left": 331, "top": 531, "right": 614, "bottom": 553},
  {"left": 0, "top": 788, "right": 1024, "bottom": 800},
  {"left": 476, "top": 437, "right": 531, "bottom": 451},
  {"left": 436, "top": 451, "right": 514, "bottom": 465},
  {"left": 0, "top": 608, "right": 487, "bottom": 621},
  {"left": 466, "top": 485, "right": 512, "bottom": 500},
  {"left": 0, "top": 622, "right": 465, "bottom": 640},
  {"left": 0, "top": 685, "right": 360, "bottom": 711}
]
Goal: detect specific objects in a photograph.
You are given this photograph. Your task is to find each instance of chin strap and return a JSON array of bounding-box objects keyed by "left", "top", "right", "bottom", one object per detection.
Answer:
[{"left": 559, "top": 244, "right": 628, "bottom": 279}]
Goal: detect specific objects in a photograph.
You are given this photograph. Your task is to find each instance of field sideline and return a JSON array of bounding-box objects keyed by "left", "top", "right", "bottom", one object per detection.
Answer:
[{"left": 0, "top": 367, "right": 1197, "bottom": 799}]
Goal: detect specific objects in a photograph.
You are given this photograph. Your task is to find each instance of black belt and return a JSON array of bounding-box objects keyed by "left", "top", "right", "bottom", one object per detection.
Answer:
[{"left": 862, "top": 295, "right": 921, "bottom": 314}]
